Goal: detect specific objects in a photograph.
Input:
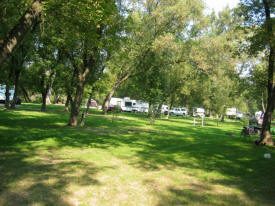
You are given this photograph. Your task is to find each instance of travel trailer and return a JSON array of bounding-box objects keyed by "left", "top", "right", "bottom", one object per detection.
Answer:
[
  {"left": 226, "top": 108, "right": 244, "bottom": 119},
  {"left": 191, "top": 107, "right": 205, "bottom": 117},
  {"left": 161, "top": 105, "right": 169, "bottom": 114},
  {"left": 109, "top": 97, "right": 148, "bottom": 112},
  {"left": 132, "top": 100, "right": 149, "bottom": 113}
]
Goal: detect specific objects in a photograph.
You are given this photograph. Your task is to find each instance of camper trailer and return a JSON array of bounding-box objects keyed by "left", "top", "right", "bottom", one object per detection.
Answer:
[
  {"left": 109, "top": 97, "right": 134, "bottom": 112},
  {"left": 161, "top": 105, "right": 169, "bottom": 114},
  {"left": 226, "top": 108, "right": 244, "bottom": 119},
  {"left": 109, "top": 97, "right": 149, "bottom": 113},
  {"left": 132, "top": 100, "right": 149, "bottom": 113},
  {"left": 191, "top": 107, "right": 205, "bottom": 117},
  {"left": 121, "top": 97, "right": 134, "bottom": 112}
]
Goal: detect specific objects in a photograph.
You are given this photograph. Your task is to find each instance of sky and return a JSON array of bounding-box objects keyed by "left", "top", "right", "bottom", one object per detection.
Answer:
[{"left": 204, "top": 0, "right": 240, "bottom": 13}]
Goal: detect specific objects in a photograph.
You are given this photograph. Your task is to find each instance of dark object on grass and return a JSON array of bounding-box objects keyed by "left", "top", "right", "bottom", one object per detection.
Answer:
[
  {"left": 240, "top": 126, "right": 262, "bottom": 137},
  {"left": 254, "top": 138, "right": 266, "bottom": 145}
]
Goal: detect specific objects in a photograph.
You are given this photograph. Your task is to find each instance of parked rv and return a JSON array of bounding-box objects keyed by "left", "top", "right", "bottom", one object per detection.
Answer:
[
  {"left": 191, "top": 107, "right": 205, "bottom": 117},
  {"left": 132, "top": 100, "right": 149, "bottom": 113},
  {"left": 161, "top": 105, "right": 169, "bottom": 114},
  {"left": 226, "top": 108, "right": 244, "bottom": 119},
  {"left": 109, "top": 97, "right": 149, "bottom": 113}
]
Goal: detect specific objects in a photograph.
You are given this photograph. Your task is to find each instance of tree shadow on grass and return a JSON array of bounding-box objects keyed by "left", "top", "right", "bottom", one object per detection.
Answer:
[
  {"left": 0, "top": 146, "right": 113, "bottom": 206},
  {"left": 1, "top": 108, "right": 275, "bottom": 205},
  {"left": 131, "top": 127, "right": 275, "bottom": 205},
  {"left": 155, "top": 186, "right": 254, "bottom": 206}
]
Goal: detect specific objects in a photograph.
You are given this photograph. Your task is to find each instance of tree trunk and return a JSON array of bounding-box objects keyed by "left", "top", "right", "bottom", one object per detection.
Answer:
[
  {"left": 85, "top": 94, "right": 92, "bottom": 115},
  {"left": 46, "top": 88, "right": 52, "bottom": 105},
  {"left": 221, "top": 114, "right": 225, "bottom": 122},
  {"left": 261, "top": 91, "right": 266, "bottom": 113},
  {"left": 11, "top": 69, "right": 21, "bottom": 109},
  {"left": 69, "top": 81, "right": 85, "bottom": 126},
  {"left": 20, "top": 85, "right": 31, "bottom": 102},
  {"left": 80, "top": 93, "right": 92, "bottom": 127},
  {"left": 102, "top": 74, "right": 130, "bottom": 115},
  {"left": 155, "top": 103, "right": 162, "bottom": 118},
  {"left": 4, "top": 61, "right": 14, "bottom": 108},
  {"left": 102, "top": 86, "right": 117, "bottom": 115},
  {"left": 0, "top": 0, "right": 42, "bottom": 69},
  {"left": 260, "top": 96, "right": 274, "bottom": 145},
  {"left": 4, "top": 84, "right": 11, "bottom": 109},
  {"left": 148, "top": 103, "right": 155, "bottom": 125},
  {"left": 68, "top": 65, "right": 90, "bottom": 126},
  {"left": 41, "top": 91, "right": 47, "bottom": 112},
  {"left": 80, "top": 111, "right": 86, "bottom": 127},
  {"left": 64, "top": 94, "right": 72, "bottom": 112},
  {"left": 260, "top": 0, "right": 274, "bottom": 145}
]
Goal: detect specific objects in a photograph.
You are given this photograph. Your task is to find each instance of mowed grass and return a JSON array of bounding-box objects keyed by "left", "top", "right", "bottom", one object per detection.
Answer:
[{"left": 0, "top": 103, "right": 275, "bottom": 206}]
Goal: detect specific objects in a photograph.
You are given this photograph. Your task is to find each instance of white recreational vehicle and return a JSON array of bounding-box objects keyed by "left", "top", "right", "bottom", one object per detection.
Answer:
[
  {"left": 226, "top": 108, "right": 244, "bottom": 119},
  {"left": 132, "top": 100, "right": 149, "bottom": 113},
  {"left": 109, "top": 97, "right": 148, "bottom": 112},
  {"left": 191, "top": 107, "right": 205, "bottom": 117}
]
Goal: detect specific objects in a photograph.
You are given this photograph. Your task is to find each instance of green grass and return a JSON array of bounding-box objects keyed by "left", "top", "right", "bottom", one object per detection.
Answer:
[{"left": 0, "top": 103, "right": 275, "bottom": 206}]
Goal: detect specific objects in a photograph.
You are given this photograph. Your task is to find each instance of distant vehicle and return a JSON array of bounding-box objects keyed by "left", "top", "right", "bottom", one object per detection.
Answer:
[
  {"left": 161, "top": 105, "right": 169, "bottom": 114},
  {"left": 170, "top": 107, "right": 187, "bottom": 116},
  {"left": 0, "top": 85, "right": 21, "bottom": 105},
  {"left": 191, "top": 107, "right": 205, "bottom": 117},
  {"left": 226, "top": 108, "right": 244, "bottom": 119},
  {"left": 226, "top": 108, "right": 237, "bottom": 118},
  {"left": 109, "top": 97, "right": 149, "bottom": 113},
  {"left": 132, "top": 100, "right": 149, "bottom": 113},
  {"left": 83, "top": 98, "right": 97, "bottom": 108},
  {"left": 236, "top": 112, "right": 244, "bottom": 119}
]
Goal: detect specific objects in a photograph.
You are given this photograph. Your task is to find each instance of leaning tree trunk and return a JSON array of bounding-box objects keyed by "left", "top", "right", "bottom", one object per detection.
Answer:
[
  {"left": 20, "top": 85, "right": 31, "bottom": 102},
  {"left": 0, "top": 0, "right": 42, "bottom": 69},
  {"left": 11, "top": 69, "right": 21, "bottom": 109},
  {"left": 102, "top": 85, "right": 118, "bottom": 115},
  {"left": 102, "top": 74, "right": 131, "bottom": 114},
  {"left": 260, "top": 0, "right": 274, "bottom": 145}
]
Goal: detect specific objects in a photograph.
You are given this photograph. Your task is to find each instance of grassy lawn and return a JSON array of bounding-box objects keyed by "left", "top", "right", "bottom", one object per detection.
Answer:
[{"left": 0, "top": 103, "right": 275, "bottom": 206}]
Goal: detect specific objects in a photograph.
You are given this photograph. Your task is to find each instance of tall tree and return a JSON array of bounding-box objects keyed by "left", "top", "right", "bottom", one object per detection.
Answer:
[{"left": 238, "top": 0, "right": 275, "bottom": 145}]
